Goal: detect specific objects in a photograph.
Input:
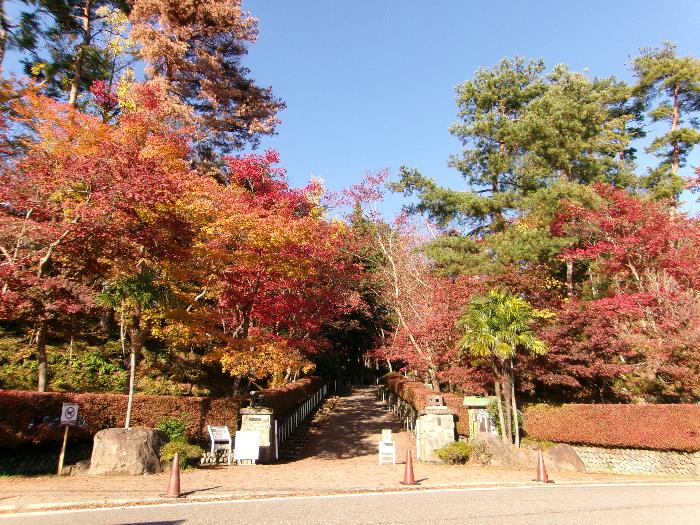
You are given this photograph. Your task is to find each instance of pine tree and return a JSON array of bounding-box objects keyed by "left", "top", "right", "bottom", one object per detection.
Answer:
[
  {"left": 393, "top": 57, "right": 547, "bottom": 237},
  {"left": 633, "top": 42, "right": 700, "bottom": 200},
  {"left": 129, "top": 0, "right": 284, "bottom": 152},
  {"left": 14, "top": 1, "right": 131, "bottom": 107}
]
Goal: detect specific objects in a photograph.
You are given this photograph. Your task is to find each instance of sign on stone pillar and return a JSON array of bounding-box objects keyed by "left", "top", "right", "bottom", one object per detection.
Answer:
[
  {"left": 239, "top": 407, "right": 275, "bottom": 463},
  {"left": 416, "top": 405, "right": 456, "bottom": 462}
]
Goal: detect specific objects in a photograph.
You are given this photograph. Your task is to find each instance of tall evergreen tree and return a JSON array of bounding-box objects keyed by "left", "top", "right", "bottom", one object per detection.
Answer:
[
  {"left": 394, "top": 57, "right": 547, "bottom": 236},
  {"left": 633, "top": 42, "right": 700, "bottom": 200},
  {"left": 129, "top": 0, "right": 284, "bottom": 153},
  {"left": 393, "top": 58, "right": 637, "bottom": 277},
  {"left": 516, "top": 65, "right": 637, "bottom": 188}
]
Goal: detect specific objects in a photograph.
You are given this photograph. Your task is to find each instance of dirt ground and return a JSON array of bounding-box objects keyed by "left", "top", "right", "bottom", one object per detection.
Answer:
[{"left": 0, "top": 387, "right": 690, "bottom": 513}]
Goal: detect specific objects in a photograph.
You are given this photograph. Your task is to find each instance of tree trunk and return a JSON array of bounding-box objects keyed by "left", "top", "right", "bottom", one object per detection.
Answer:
[
  {"left": 428, "top": 367, "right": 439, "bottom": 391},
  {"left": 68, "top": 0, "right": 92, "bottom": 107},
  {"left": 589, "top": 267, "right": 598, "bottom": 298},
  {"left": 508, "top": 359, "right": 520, "bottom": 448},
  {"left": 0, "top": 0, "right": 7, "bottom": 71},
  {"left": 100, "top": 308, "right": 114, "bottom": 339},
  {"left": 124, "top": 344, "right": 136, "bottom": 428},
  {"left": 36, "top": 319, "right": 48, "bottom": 392},
  {"left": 493, "top": 360, "right": 508, "bottom": 444},
  {"left": 502, "top": 372, "right": 513, "bottom": 444},
  {"left": 124, "top": 308, "right": 144, "bottom": 429},
  {"left": 232, "top": 375, "right": 243, "bottom": 395},
  {"left": 566, "top": 259, "right": 574, "bottom": 296},
  {"left": 672, "top": 83, "right": 680, "bottom": 175}
]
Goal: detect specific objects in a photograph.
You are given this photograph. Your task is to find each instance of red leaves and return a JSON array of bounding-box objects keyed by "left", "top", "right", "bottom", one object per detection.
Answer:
[
  {"left": 555, "top": 183, "right": 700, "bottom": 289},
  {"left": 524, "top": 403, "right": 700, "bottom": 451},
  {"left": 90, "top": 80, "right": 118, "bottom": 112},
  {"left": 0, "top": 378, "right": 323, "bottom": 447},
  {"left": 196, "top": 150, "right": 363, "bottom": 374}
]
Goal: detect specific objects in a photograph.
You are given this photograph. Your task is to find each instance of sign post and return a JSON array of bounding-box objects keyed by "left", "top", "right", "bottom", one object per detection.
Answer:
[{"left": 57, "top": 403, "right": 79, "bottom": 475}]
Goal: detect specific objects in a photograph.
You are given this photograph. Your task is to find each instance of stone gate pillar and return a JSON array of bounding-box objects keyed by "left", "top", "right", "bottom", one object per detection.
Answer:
[
  {"left": 415, "top": 396, "right": 456, "bottom": 462},
  {"left": 239, "top": 407, "right": 275, "bottom": 463}
]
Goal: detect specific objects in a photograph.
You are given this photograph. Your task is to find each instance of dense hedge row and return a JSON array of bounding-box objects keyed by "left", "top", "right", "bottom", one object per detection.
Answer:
[
  {"left": 523, "top": 404, "right": 700, "bottom": 452},
  {"left": 0, "top": 376, "right": 324, "bottom": 448},
  {"left": 383, "top": 373, "right": 470, "bottom": 436}
]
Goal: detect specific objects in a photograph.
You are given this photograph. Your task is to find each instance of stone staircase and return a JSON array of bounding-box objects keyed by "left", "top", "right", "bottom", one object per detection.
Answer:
[{"left": 279, "top": 394, "right": 340, "bottom": 461}]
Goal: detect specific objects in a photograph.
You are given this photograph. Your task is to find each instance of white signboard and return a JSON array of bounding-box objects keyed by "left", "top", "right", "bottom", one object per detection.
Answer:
[
  {"left": 208, "top": 425, "right": 231, "bottom": 442},
  {"left": 233, "top": 430, "right": 260, "bottom": 464},
  {"left": 60, "top": 403, "right": 79, "bottom": 426}
]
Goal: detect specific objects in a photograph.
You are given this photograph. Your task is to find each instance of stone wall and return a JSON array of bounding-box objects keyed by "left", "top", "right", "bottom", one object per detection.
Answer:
[{"left": 573, "top": 445, "right": 700, "bottom": 477}]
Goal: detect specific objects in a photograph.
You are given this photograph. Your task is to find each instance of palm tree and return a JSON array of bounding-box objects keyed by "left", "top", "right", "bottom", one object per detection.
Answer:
[
  {"left": 458, "top": 290, "right": 547, "bottom": 447},
  {"left": 97, "top": 269, "right": 171, "bottom": 428}
]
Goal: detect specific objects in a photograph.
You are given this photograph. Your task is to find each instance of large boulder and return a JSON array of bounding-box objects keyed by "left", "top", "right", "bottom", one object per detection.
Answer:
[
  {"left": 90, "top": 427, "right": 167, "bottom": 476},
  {"left": 544, "top": 444, "right": 586, "bottom": 473},
  {"left": 471, "top": 432, "right": 513, "bottom": 467}
]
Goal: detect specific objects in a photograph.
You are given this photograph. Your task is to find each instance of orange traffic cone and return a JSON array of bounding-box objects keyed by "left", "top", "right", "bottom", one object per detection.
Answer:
[
  {"left": 400, "top": 448, "right": 417, "bottom": 485},
  {"left": 534, "top": 449, "right": 554, "bottom": 483},
  {"left": 164, "top": 452, "right": 182, "bottom": 498}
]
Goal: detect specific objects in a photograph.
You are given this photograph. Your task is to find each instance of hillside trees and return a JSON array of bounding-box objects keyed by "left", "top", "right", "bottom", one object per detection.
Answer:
[
  {"left": 0, "top": 83, "right": 199, "bottom": 394},
  {"left": 388, "top": 46, "right": 700, "bottom": 405}
]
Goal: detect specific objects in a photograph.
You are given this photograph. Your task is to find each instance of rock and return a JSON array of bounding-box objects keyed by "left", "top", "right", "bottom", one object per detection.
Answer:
[
  {"left": 513, "top": 446, "right": 538, "bottom": 468},
  {"left": 62, "top": 459, "right": 91, "bottom": 476},
  {"left": 90, "top": 427, "right": 167, "bottom": 476},
  {"left": 544, "top": 444, "right": 586, "bottom": 473},
  {"left": 472, "top": 432, "right": 513, "bottom": 467}
]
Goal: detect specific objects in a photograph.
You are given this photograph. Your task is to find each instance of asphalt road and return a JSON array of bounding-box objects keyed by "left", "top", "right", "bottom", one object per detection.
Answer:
[{"left": 2, "top": 484, "right": 700, "bottom": 525}]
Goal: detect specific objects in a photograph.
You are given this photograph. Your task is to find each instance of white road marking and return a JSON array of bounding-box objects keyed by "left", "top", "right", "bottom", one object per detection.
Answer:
[{"left": 2, "top": 481, "right": 700, "bottom": 519}]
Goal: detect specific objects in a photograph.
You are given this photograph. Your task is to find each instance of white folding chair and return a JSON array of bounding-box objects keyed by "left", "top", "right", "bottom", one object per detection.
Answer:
[{"left": 207, "top": 425, "right": 232, "bottom": 465}]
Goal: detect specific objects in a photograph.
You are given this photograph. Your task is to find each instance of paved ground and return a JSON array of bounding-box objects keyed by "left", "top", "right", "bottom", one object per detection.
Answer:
[
  {"left": 4, "top": 484, "right": 700, "bottom": 524},
  {"left": 0, "top": 387, "right": 694, "bottom": 514}
]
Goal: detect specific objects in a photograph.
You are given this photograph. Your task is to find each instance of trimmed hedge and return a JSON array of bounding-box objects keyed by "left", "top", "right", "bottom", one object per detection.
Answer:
[
  {"left": 383, "top": 373, "right": 470, "bottom": 437},
  {"left": 523, "top": 403, "right": 700, "bottom": 452},
  {"left": 0, "top": 376, "right": 324, "bottom": 448}
]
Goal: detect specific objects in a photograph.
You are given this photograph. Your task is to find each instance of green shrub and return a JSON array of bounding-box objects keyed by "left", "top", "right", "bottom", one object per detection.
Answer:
[
  {"left": 160, "top": 441, "right": 204, "bottom": 469},
  {"left": 521, "top": 436, "right": 556, "bottom": 450},
  {"left": 435, "top": 441, "right": 473, "bottom": 464},
  {"left": 156, "top": 416, "right": 188, "bottom": 443}
]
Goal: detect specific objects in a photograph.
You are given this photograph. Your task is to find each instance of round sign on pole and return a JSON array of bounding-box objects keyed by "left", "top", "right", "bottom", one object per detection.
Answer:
[{"left": 60, "top": 402, "right": 79, "bottom": 426}]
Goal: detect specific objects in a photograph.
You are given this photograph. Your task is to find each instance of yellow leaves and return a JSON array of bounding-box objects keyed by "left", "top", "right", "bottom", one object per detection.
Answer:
[
  {"left": 30, "top": 63, "right": 47, "bottom": 76},
  {"left": 116, "top": 70, "right": 137, "bottom": 113},
  {"left": 213, "top": 339, "right": 315, "bottom": 384}
]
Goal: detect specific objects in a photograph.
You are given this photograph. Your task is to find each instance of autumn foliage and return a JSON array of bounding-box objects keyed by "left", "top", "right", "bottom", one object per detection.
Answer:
[
  {"left": 383, "top": 373, "right": 470, "bottom": 436},
  {"left": 0, "top": 377, "right": 323, "bottom": 448},
  {"left": 523, "top": 403, "right": 700, "bottom": 451}
]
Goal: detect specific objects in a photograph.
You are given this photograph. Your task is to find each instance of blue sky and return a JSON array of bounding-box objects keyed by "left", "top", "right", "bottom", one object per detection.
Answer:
[
  {"left": 3, "top": 1, "right": 700, "bottom": 216},
  {"left": 241, "top": 0, "right": 700, "bottom": 216}
]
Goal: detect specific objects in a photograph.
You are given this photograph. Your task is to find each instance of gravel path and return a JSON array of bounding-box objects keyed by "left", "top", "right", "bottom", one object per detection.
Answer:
[{"left": 0, "top": 386, "right": 690, "bottom": 513}]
